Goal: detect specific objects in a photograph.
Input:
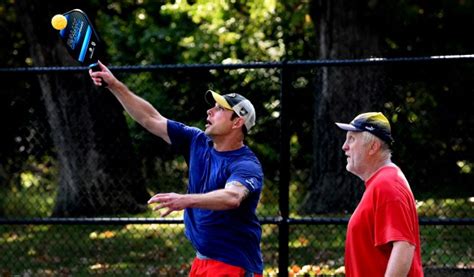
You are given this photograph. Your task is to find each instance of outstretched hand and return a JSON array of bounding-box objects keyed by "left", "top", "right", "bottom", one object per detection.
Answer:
[
  {"left": 148, "top": 193, "right": 189, "bottom": 217},
  {"left": 88, "top": 60, "right": 116, "bottom": 88}
]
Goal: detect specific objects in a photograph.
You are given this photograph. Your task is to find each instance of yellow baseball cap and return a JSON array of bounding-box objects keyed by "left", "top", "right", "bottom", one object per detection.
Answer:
[
  {"left": 205, "top": 90, "right": 256, "bottom": 131},
  {"left": 335, "top": 112, "right": 394, "bottom": 144}
]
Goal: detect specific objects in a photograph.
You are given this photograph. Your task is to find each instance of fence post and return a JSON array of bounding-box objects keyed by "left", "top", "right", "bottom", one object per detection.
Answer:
[{"left": 278, "top": 63, "right": 290, "bottom": 276}]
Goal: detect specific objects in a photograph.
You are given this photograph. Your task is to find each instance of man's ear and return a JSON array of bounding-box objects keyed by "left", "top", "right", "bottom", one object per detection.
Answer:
[
  {"left": 232, "top": 117, "right": 245, "bottom": 129},
  {"left": 368, "top": 139, "right": 381, "bottom": 155}
]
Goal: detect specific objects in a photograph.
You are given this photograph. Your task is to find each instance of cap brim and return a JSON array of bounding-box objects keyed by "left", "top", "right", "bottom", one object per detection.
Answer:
[
  {"left": 205, "top": 90, "right": 233, "bottom": 110},
  {"left": 335, "top": 122, "right": 361, "bottom": 132}
]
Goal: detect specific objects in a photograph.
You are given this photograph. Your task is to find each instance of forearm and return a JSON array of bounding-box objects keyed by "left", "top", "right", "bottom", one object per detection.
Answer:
[
  {"left": 148, "top": 188, "right": 245, "bottom": 217},
  {"left": 186, "top": 189, "right": 243, "bottom": 210},
  {"left": 108, "top": 81, "right": 169, "bottom": 142},
  {"left": 385, "top": 241, "right": 415, "bottom": 277}
]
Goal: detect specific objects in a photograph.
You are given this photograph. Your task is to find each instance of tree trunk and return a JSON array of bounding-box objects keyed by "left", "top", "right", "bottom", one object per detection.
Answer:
[
  {"left": 15, "top": 0, "right": 149, "bottom": 216},
  {"left": 301, "top": 0, "right": 387, "bottom": 214}
]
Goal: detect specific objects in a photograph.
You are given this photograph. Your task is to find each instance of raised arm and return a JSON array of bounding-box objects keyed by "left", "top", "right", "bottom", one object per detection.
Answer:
[{"left": 89, "top": 61, "right": 170, "bottom": 144}]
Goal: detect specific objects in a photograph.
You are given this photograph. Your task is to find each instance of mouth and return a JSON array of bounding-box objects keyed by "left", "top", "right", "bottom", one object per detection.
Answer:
[{"left": 205, "top": 119, "right": 212, "bottom": 128}]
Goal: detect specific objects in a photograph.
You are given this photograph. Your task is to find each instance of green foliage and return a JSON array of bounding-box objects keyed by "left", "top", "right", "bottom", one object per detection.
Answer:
[
  {"left": 96, "top": 0, "right": 315, "bottom": 64},
  {"left": 382, "top": 63, "right": 474, "bottom": 198},
  {"left": 417, "top": 198, "right": 474, "bottom": 218},
  {"left": 158, "top": 0, "right": 281, "bottom": 63},
  {"left": 1, "top": 155, "right": 57, "bottom": 217},
  {"left": 377, "top": 0, "right": 474, "bottom": 55}
]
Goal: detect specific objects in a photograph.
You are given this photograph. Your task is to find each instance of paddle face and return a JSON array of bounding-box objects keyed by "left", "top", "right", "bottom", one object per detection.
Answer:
[{"left": 58, "top": 9, "right": 101, "bottom": 66}]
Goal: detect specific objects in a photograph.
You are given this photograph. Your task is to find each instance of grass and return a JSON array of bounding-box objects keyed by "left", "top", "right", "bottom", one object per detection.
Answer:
[
  {"left": 1, "top": 188, "right": 473, "bottom": 275},
  {"left": 3, "top": 223, "right": 470, "bottom": 276},
  {"left": 0, "top": 224, "right": 194, "bottom": 275}
]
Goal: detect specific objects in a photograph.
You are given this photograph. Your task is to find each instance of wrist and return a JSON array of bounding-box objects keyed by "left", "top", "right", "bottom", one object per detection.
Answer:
[
  {"left": 185, "top": 194, "right": 198, "bottom": 209},
  {"left": 109, "top": 80, "right": 126, "bottom": 94}
]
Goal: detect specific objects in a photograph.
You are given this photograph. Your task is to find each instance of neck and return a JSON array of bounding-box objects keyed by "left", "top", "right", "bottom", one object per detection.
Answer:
[
  {"left": 212, "top": 136, "right": 244, "bottom": 152},
  {"left": 362, "top": 157, "right": 394, "bottom": 181}
]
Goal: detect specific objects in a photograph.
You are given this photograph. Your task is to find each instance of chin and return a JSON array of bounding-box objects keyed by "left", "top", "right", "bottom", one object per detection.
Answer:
[{"left": 346, "top": 164, "right": 355, "bottom": 174}]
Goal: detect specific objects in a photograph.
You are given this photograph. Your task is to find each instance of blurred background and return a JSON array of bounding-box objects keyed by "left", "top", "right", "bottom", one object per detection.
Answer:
[{"left": 1, "top": 0, "right": 473, "bottom": 276}]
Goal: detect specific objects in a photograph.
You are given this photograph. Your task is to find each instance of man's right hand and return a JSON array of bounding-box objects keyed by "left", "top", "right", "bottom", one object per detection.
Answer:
[{"left": 89, "top": 60, "right": 117, "bottom": 89}]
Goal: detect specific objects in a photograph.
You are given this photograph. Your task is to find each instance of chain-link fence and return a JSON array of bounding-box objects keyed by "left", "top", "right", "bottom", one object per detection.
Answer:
[{"left": 1, "top": 56, "right": 473, "bottom": 276}]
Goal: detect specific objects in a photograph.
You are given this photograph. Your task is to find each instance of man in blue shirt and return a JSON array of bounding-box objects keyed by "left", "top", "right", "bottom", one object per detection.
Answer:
[{"left": 90, "top": 61, "right": 264, "bottom": 276}]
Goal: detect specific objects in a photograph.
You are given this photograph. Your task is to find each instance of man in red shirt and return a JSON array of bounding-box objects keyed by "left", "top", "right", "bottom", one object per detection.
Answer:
[{"left": 335, "top": 112, "right": 423, "bottom": 277}]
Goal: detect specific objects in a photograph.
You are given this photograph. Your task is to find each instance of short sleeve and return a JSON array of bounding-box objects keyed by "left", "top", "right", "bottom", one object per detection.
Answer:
[
  {"left": 227, "top": 160, "right": 263, "bottom": 193},
  {"left": 374, "top": 200, "right": 417, "bottom": 247}
]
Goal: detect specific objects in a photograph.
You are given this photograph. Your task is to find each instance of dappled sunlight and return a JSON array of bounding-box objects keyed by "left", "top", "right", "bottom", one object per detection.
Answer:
[
  {"left": 89, "top": 230, "right": 116, "bottom": 240},
  {"left": 1, "top": 232, "right": 26, "bottom": 244},
  {"left": 90, "top": 263, "right": 110, "bottom": 271},
  {"left": 125, "top": 223, "right": 185, "bottom": 236},
  {"left": 263, "top": 264, "right": 345, "bottom": 276},
  {"left": 289, "top": 235, "right": 309, "bottom": 248},
  {"left": 417, "top": 198, "right": 474, "bottom": 217},
  {"left": 456, "top": 160, "right": 472, "bottom": 174}
]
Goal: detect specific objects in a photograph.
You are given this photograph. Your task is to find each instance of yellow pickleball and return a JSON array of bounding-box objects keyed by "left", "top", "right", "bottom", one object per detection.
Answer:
[{"left": 51, "top": 14, "right": 67, "bottom": 30}]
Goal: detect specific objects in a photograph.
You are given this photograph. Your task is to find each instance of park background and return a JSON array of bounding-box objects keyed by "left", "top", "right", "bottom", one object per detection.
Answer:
[{"left": 0, "top": 0, "right": 473, "bottom": 276}]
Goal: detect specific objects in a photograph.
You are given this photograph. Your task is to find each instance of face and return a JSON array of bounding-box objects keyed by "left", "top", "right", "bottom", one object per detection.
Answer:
[
  {"left": 341, "top": 131, "right": 371, "bottom": 179},
  {"left": 205, "top": 103, "right": 237, "bottom": 137}
]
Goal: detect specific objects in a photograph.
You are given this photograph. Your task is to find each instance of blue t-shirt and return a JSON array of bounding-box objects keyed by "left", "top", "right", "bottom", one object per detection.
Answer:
[{"left": 167, "top": 120, "right": 264, "bottom": 274}]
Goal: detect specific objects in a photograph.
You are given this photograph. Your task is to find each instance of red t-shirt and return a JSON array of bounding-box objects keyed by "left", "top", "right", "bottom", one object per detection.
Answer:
[{"left": 345, "top": 165, "right": 423, "bottom": 277}]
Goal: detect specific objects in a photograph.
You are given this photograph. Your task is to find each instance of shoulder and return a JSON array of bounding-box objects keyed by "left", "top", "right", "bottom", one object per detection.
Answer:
[
  {"left": 370, "top": 166, "right": 403, "bottom": 188},
  {"left": 168, "top": 120, "right": 208, "bottom": 143},
  {"left": 369, "top": 166, "right": 412, "bottom": 201},
  {"left": 227, "top": 157, "right": 264, "bottom": 192},
  {"left": 232, "top": 147, "right": 262, "bottom": 168},
  {"left": 168, "top": 120, "right": 202, "bottom": 134}
]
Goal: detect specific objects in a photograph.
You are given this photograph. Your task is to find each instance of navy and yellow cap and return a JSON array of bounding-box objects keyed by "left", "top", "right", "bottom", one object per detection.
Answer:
[
  {"left": 335, "top": 112, "right": 394, "bottom": 144},
  {"left": 205, "top": 90, "right": 256, "bottom": 131}
]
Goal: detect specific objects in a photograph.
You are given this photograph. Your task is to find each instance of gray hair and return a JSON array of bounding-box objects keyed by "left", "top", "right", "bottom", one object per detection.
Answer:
[{"left": 361, "top": 131, "right": 392, "bottom": 159}]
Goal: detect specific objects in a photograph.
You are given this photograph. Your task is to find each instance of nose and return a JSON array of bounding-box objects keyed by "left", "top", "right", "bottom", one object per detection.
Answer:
[
  {"left": 207, "top": 108, "right": 213, "bottom": 116},
  {"left": 342, "top": 141, "right": 349, "bottom": 151}
]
